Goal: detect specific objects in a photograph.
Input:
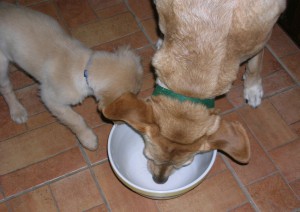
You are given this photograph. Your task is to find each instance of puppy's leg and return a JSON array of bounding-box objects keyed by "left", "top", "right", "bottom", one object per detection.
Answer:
[
  {"left": 0, "top": 52, "right": 28, "bottom": 123},
  {"left": 243, "top": 49, "right": 264, "bottom": 108},
  {"left": 42, "top": 94, "right": 98, "bottom": 150}
]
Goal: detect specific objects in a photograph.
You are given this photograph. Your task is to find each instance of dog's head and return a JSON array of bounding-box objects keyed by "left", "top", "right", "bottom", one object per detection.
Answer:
[
  {"left": 103, "top": 93, "right": 250, "bottom": 184},
  {"left": 88, "top": 46, "right": 143, "bottom": 110}
]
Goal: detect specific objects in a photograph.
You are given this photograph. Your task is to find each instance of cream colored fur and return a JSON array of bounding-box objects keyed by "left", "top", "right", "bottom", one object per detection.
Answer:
[
  {"left": 0, "top": 3, "right": 143, "bottom": 150},
  {"left": 153, "top": 0, "right": 286, "bottom": 102},
  {"left": 103, "top": 0, "right": 286, "bottom": 184}
]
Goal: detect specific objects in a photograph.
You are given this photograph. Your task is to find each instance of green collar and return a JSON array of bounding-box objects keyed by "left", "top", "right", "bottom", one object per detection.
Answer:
[{"left": 152, "top": 84, "right": 215, "bottom": 108}]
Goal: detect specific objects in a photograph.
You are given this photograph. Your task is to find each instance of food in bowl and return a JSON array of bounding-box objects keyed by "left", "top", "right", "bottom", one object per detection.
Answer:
[{"left": 108, "top": 124, "right": 217, "bottom": 199}]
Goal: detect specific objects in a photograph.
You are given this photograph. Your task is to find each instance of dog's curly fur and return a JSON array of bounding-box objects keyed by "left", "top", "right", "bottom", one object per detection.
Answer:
[
  {"left": 103, "top": 0, "right": 286, "bottom": 184},
  {"left": 0, "top": 3, "right": 143, "bottom": 150}
]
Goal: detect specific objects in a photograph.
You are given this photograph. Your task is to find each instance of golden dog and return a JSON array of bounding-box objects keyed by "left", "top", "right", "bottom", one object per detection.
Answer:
[
  {"left": 103, "top": 0, "right": 286, "bottom": 184},
  {"left": 0, "top": 3, "right": 143, "bottom": 150}
]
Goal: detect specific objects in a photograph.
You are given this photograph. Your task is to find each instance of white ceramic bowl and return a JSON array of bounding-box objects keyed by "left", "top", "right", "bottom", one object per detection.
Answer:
[{"left": 108, "top": 124, "right": 217, "bottom": 199}]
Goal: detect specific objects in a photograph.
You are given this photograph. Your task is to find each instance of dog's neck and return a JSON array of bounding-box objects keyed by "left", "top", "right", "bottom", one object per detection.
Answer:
[{"left": 154, "top": 78, "right": 215, "bottom": 108}]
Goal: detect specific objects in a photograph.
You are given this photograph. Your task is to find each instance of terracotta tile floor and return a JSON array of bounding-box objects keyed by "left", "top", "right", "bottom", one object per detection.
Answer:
[{"left": 0, "top": 1, "right": 299, "bottom": 211}]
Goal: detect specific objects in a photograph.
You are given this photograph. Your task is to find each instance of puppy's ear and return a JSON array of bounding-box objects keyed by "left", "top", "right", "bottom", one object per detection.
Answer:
[
  {"left": 207, "top": 120, "right": 251, "bottom": 164},
  {"left": 102, "top": 92, "right": 154, "bottom": 133}
]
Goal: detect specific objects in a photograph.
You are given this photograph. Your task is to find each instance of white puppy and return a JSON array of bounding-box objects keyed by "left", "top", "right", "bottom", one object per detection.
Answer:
[{"left": 0, "top": 3, "right": 143, "bottom": 150}]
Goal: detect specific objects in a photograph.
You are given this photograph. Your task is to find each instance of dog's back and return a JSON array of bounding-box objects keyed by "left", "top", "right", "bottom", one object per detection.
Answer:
[
  {"left": 152, "top": 0, "right": 286, "bottom": 98},
  {"left": 0, "top": 3, "right": 85, "bottom": 81}
]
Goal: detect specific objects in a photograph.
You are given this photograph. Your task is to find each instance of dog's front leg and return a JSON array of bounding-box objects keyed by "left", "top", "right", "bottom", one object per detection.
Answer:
[
  {"left": 42, "top": 97, "right": 98, "bottom": 150},
  {"left": 0, "top": 54, "right": 28, "bottom": 123},
  {"left": 243, "top": 49, "right": 264, "bottom": 108}
]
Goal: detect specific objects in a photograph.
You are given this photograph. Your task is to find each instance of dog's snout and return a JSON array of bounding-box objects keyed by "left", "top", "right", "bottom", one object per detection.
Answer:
[
  {"left": 148, "top": 161, "right": 174, "bottom": 184},
  {"left": 152, "top": 165, "right": 172, "bottom": 184},
  {"left": 152, "top": 175, "right": 169, "bottom": 184}
]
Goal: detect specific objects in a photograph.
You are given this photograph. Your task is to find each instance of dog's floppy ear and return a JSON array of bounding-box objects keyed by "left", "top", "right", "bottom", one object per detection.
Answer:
[
  {"left": 206, "top": 120, "right": 251, "bottom": 164},
  {"left": 102, "top": 92, "right": 154, "bottom": 133}
]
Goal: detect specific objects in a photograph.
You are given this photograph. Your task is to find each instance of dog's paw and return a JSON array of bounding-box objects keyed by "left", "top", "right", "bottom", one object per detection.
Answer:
[
  {"left": 78, "top": 130, "right": 98, "bottom": 151},
  {"left": 244, "top": 84, "right": 263, "bottom": 108},
  {"left": 10, "top": 104, "right": 28, "bottom": 124}
]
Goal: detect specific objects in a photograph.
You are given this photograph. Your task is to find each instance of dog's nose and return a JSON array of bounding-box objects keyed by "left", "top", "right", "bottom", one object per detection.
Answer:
[{"left": 152, "top": 175, "right": 169, "bottom": 184}]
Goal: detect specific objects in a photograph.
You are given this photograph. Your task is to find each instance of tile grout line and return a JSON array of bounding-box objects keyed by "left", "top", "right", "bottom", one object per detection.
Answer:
[
  {"left": 278, "top": 50, "right": 300, "bottom": 58},
  {"left": 0, "top": 107, "right": 107, "bottom": 143},
  {"left": 287, "top": 119, "right": 300, "bottom": 127},
  {"left": 48, "top": 185, "right": 61, "bottom": 212},
  {"left": 220, "top": 102, "right": 246, "bottom": 116},
  {"left": 90, "top": 158, "right": 109, "bottom": 168},
  {"left": 256, "top": 142, "right": 300, "bottom": 199},
  {"left": 87, "top": 0, "right": 130, "bottom": 21},
  {"left": 267, "top": 136, "right": 299, "bottom": 152},
  {"left": 123, "top": 0, "right": 157, "bottom": 50},
  {"left": 223, "top": 44, "right": 300, "bottom": 114},
  {"left": 0, "top": 187, "right": 6, "bottom": 207},
  {"left": 237, "top": 96, "right": 297, "bottom": 156},
  {"left": 3, "top": 139, "right": 87, "bottom": 203},
  {"left": 205, "top": 161, "right": 228, "bottom": 179},
  {"left": 50, "top": 0, "right": 71, "bottom": 34},
  {"left": 246, "top": 171, "right": 279, "bottom": 187},
  {"left": 78, "top": 145, "right": 112, "bottom": 212},
  {"left": 0, "top": 199, "right": 12, "bottom": 212},
  {"left": 263, "top": 84, "right": 299, "bottom": 99},
  {"left": 91, "top": 33, "right": 153, "bottom": 51},
  {"left": 0, "top": 145, "right": 79, "bottom": 180},
  {"left": 86, "top": 0, "right": 101, "bottom": 22},
  {"left": 289, "top": 178, "right": 300, "bottom": 187},
  {"left": 237, "top": 107, "right": 280, "bottom": 173},
  {"left": 221, "top": 155, "right": 260, "bottom": 212},
  {"left": 266, "top": 44, "right": 300, "bottom": 86},
  {"left": 267, "top": 86, "right": 300, "bottom": 128},
  {"left": 5, "top": 201, "right": 12, "bottom": 212},
  {"left": 2, "top": 3, "right": 298, "bottom": 211},
  {"left": 0, "top": 145, "right": 110, "bottom": 209},
  {"left": 224, "top": 72, "right": 298, "bottom": 117},
  {"left": 16, "top": 0, "right": 49, "bottom": 7},
  {"left": 244, "top": 169, "right": 300, "bottom": 201},
  {"left": 11, "top": 76, "right": 38, "bottom": 93},
  {"left": 227, "top": 200, "right": 251, "bottom": 212},
  {"left": 0, "top": 166, "right": 89, "bottom": 204},
  {"left": 1, "top": 137, "right": 86, "bottom": 205},
  {"left": 237, "top": 105, "right": 300, "bottom": 200}
]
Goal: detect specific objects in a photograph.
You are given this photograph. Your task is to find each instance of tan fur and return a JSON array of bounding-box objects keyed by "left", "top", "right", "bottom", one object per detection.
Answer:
[
  {"left": 103, "top": 0, "right": 286, "bottom": 184},
  {"left": 0, "top": 3, "right": 143, "bottom": 150},
  {"left": 153, "top": 0, "right": 286, "bottom": 98}
]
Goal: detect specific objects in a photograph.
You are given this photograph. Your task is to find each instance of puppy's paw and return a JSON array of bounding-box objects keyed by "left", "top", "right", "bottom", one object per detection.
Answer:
[
  {"left": 10, "top": 104, "right": 28, "bottom": 124},
  {"left": 244, "top": 84, "right": 263, "bottom": 108},
  {"left": 78, "top": 130, "right": 98, "bottom": 151}
]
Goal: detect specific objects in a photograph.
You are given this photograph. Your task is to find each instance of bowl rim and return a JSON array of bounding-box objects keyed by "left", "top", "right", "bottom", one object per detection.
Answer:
[{"left": 108, "top": 124, "right": 217, "bottom": 196}]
